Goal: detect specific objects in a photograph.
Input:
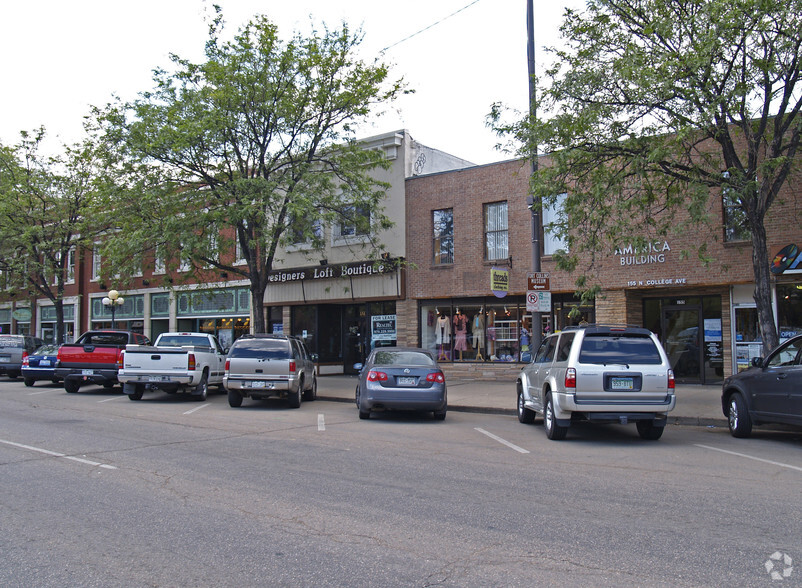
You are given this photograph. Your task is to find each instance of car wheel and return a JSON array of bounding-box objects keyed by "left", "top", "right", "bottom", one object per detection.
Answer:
[
  {"left": 64, "top": 380, "right": 80, "bottom": 394},
  {"left": 128, "top": 385, "right": 144, "bottom": 401},
  {"left": 517, "top": 386, "right": 535, "bottom": 423},
  {"left": 288, "top": 378, "right": 302, "bottom": 408},
  {"left": 544, "top": 394, "right": 568, "bottom": 440},
  {"left": 228, "top": 387, "right": 243, "bottom": 408},
  {"left": 434, "top": 408, "right": 447, "bottom": 421},
  {"left": 24, "top": 377, "right": 36, "bottom": 387},
  {"left": 636, "top": 420, "right": 665, "bottom": 440},
  {"left": 303, "top": 375, "right": 317, "bottom": 401},
  {"left": 728, "top": 393, "right": 752, "bottom": 438},
  {"left": 194, "top": 371, "right": 209, "bottom": 401}
]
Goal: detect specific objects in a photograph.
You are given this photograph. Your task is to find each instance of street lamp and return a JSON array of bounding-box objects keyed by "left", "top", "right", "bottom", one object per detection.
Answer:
[{"left": 102, "top": 289, "right": 125, "bottom": 329}]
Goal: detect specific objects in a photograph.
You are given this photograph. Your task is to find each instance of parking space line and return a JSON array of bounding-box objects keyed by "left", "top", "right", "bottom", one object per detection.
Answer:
[
  {"left": 318, "top": 413, "right": 325, "bottom": 431},
  {"left": 98, "top": 396, "right": 125, "bottom": 403},
  {"left": 183, "top": 403, "right": 210, "bottom": 415},
  {"left": 475, "top": 428, "right": 530, "bottom": 454},
  {"left": 27, "top": 389, "right": 58, "bottom": 395},
  {"left": 696, "top": 444, "right": 802, "bottom": 473},
  {"left": 0, "top": 438, "right": 117, "bottom": 469}
]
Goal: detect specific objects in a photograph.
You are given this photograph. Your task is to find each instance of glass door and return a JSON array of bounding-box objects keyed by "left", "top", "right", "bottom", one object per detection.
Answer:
[{"left": 662, "top": 305, "right": 703, "bottom": 382}]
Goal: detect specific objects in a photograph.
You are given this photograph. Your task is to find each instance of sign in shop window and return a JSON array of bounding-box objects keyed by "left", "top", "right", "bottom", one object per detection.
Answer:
[{"left": 371, "top": 315, "right": 396, "bottom": 341}]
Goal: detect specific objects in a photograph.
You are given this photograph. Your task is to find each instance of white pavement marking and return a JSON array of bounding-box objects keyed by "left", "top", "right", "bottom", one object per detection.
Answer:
[
  {"left": 318, "top": 414, "right": 325, "bottom": 431},
  {"left": 475, "top": 428, "right": 530, "bottom": 454},
  {"left": 98, "top": 396, "right": 125, "bottom": 403},
  {"left": 183, "top": 403, "right": 210, "bottom": 415},
  {"left": 27, "top": 389, "right": 57, "bottom": 395},
  {"left": 0, "top": 438, "right": 117, "bottom": 470},
  {"left": 696, "top": 444, "right": 802, "bottom": 473}
]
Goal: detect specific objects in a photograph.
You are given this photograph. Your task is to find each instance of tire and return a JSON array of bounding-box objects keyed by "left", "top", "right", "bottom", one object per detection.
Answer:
[
  {"left": 64, "top": 380, "right": 80, "bottom": 394},
  {"left": 358, "top": 406, "right": 370, "bottom": 420},
  {"left": 128, "top": 385, "right": 144, "bottom": 401},
  {"left": 194, "top": 371, "right": 209, "bottom": 401},
  {"left": 303, "top": 375, "right": 317, "bottom": 401},
  {"left": 727, "top": 392, "right": 753, "bottom": 438},
  {"left": 24, "top": 377, "right": 36, "bottom": 387},
  {"left": 228, "top": 387, "right": 243, "bottom": 408},
  {"left": 636, "top": 420, "right": 665, "bottom": 440},
  {"left": 517, "top": 386, "right": 535, "bottom": 423},
  {"left": 544, "top": 394, "right": 568, "bottom": 440},
  {"left": 288, "top": 378, "right": 302, "bottom": 408},
  {"left": 434, "top": 408, "right": 447, "bottom": 421}
]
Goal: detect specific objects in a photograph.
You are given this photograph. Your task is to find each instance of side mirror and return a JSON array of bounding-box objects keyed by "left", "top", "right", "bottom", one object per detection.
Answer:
[
  {"left": 751, "top": 357, "right": 763, "bottom": 368},
  {"left": 311, "top": 353, "right": 319, "bottom": 363},
  {"left": 353, "top": 363, "right": 363, "bottom": 372}
]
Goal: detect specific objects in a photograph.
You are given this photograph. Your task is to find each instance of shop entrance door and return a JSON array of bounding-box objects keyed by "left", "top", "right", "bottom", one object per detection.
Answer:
[
  {"left": 662, "top": 306, "right": 703, "bottom": 382},
  {"left": 343, "top": 305, "right": 367, "bottom": 374}
]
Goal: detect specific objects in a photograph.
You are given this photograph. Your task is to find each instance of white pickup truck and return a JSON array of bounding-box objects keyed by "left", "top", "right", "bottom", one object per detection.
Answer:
[{"left": 118, "top": 332, "right": 227, "bottom": 401}]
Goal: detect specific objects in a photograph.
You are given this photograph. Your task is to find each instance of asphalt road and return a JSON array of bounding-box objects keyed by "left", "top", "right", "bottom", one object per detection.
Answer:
[{"left": 1, "top": 379, "right": 801, "bottom": 587}]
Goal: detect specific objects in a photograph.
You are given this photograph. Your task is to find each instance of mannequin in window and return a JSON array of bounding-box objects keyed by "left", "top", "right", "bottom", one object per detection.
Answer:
[
  {"left": 453, "top": 310, "right": 468, "bottom": 360},
  {"left": 472, "top": 310, "right": 485, "bottom": 360},
  {"left": 435, "top": 313, "right": 451, "bottom": 361}
]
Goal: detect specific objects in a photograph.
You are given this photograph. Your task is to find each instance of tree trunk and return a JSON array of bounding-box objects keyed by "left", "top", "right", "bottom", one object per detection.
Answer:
[
  {"left": 750, "top": 221, "right": 779, "bottom": 353},
  {"left": 250, "top": 283, "right": 267, "bottom": 334}
]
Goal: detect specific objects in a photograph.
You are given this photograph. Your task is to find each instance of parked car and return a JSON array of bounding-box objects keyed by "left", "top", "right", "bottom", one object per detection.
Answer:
[
  {"left": 0, "top": 335, "right": 44, "bottom": 379},
  {"left": 355, "top": 347, "right": 448, "bottom": 420},
  {"left": 21, "top": 344, "right": 61, "bottom": 386},
  {"left": 721, "top": 334, "right": 802, "bottom": 438},
  {"left": 224, "top": 335, "right": 317, "bottom": 408},
  {"left": 55, "top": 330, "right": 150, "bottom": 393},
  {"left": 516, "top": 324, "right": 676, "bottom": 440}
]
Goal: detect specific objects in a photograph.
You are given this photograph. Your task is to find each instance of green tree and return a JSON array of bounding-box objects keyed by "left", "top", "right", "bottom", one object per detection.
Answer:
[
  {"left": 492, "top": 0, "right": 802, "bottom": 351},
  {"left": 0, "top": 130, "right": 112, "bottom": 343},
  {"left": 97, "top": 11, "right": 404, "bottom": 333}
]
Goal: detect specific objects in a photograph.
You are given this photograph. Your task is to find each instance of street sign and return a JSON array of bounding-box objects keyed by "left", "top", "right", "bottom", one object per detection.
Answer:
[
  {"left": 527, "top": 291, "right": 551, "bottom": 312},
  {"left": 527, "top": 272, "right": 550, "bottom": 291}
]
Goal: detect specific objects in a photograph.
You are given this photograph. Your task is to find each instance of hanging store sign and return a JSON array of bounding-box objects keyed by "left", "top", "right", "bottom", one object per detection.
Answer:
[
  {"left": 490, "top": 267, "right": 509, "bottom": 298},
  {"left": 268, "top": 260, "right": 395, "bottom": 284},
  {"left": 771, "top": 243, "right": 802, "bottom": 274}
]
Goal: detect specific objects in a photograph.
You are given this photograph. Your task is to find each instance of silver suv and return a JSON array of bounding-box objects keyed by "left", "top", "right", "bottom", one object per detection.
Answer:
[
  {"left": 0, "top": 335, "right": 44, "bottom": 379},
  {"left": 516, "top": 325, "right": 675, "bottom": 440},
  {"left": 224, "top": 335, "right": 317, "bottom": 408}
]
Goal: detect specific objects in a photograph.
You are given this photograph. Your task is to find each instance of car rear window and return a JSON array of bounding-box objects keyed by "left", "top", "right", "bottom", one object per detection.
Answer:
[
  {"left": 0, "top": 337, "right": 24, "bottom": 349},
  {"left": 82, "top": 333, "right": 130, "bottom": 346},
  {"left": 372, "top": 350, "right": 434, "bottom": 366},
  {"left": 158, "top": 335, "right": 212, "bottom": 349},
  {"left": 578, "top": 334, "right": 663, "bottom": 365},
  {"left": 228, "top": 339, "right": 291, "bottom": 359}
]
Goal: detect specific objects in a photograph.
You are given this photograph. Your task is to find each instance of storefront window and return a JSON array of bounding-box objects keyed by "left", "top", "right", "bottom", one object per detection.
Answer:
[{"left": 777, "top": 282, "right": 802, "bottom": 341}]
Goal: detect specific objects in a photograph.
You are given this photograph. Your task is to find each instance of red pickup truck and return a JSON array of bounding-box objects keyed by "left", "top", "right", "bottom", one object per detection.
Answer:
[{"left": 55, "top": 330, "right": 150, "bottom": 394}]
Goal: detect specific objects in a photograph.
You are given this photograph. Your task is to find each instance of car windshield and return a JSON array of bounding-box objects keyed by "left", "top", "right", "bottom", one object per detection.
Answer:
[
  {"left": 33, "top": 345, "right": 60, "bottom": 355},
  {"left": 372, "top": 350, "right": 434, "bottom": 367},
  {"left": 158, "top": 335, "right": 212, "bottom": 349},
  {"left": 578, "top": 334, "right": 662, "bottom": 365},
  {"left": 229, "top": 339, "right": 290, "bottom": 359}
]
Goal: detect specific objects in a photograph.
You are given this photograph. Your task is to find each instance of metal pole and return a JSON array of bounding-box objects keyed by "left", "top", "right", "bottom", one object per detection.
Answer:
[{"left": 527, "top": 0, "right": 543, "bottom": 350}]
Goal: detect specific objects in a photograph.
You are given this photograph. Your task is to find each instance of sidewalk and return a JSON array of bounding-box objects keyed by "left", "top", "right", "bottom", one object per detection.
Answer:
[{"left": 316, "top": 374, "right": 727, "bottom": 427}]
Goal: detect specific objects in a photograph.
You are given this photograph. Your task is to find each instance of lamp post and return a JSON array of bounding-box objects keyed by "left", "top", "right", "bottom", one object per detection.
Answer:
[
  {"left": 527, "top": 0, "right": 542, "bottom": 350},
  {"left": 102, "top": 289, "right": 125, "bottom": 329}
]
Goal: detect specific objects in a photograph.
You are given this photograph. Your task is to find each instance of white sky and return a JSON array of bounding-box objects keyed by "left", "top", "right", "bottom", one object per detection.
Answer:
[{"left": 0, "top": 0, "right": 581, "bottom": 166}]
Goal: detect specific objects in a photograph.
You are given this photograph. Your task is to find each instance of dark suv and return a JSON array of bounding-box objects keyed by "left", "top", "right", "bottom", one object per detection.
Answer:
[
  {"left": 0, "top": 335, "right": 45, "bottom": 379},
  {"left": 516, "top": 325, "right": 676, "bottom": 440},
  {"left": 224, "top": 335, "right": 317, "bottom": 408}
]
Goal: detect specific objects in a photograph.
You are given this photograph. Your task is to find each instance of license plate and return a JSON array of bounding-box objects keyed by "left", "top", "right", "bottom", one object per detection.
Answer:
[
  {"left": 148, "top": 376, "right": 164, "bottom": 382},
  {"left": 611, "top": 377, "right": 633, "bottom": 390},
  {"left": 398, "top": 376, "right": 416, "bottom": 386},
  {"left": 245, "top": 381, "right": 272, "bottom": 389},
  {"left": 82, "top": 369, "right": 94, "bottom": 376},
  {"left": 0, "top": 357, "right": 9, "bottom": 363},
  {"left": 39, "top": 360, "right": 51, "bottom": 366}
]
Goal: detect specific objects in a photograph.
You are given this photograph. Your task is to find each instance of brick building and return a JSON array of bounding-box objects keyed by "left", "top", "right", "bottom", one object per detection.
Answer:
[{"left": 399, "top": 156, "right": 802, "bottom": 384}]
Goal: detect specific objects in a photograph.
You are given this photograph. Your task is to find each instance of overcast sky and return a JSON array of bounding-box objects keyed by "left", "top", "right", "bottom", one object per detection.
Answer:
[{"left": 0, "top": 0, "right": 582, "bottom": 165}]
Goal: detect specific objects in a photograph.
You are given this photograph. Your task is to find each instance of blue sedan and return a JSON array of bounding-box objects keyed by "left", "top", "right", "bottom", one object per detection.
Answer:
[
  {"left": 21, "top": 344, "right": 61, "bottom": 387},
  {"left": 355, "top": 347, "right": 447, "bottom": 420}
]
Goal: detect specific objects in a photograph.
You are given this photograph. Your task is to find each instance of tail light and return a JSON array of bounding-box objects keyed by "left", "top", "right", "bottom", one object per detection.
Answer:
[
  {"left": 188, "top": 353, "right": 196, "bottom": 371},
  {"left": 118, "top": 350, "right": 125, "bottom": 370},
  {"left": 367, "top": 370, "right": 388, "bottom": 382},
  {"left": 289, "top": 360, "right": 296, "bottom": 373},
  {"left": 667, "top": 369, "right": 675, "bottom": 389},
  {"left": 22, "top": 356, "right": 30, "bottom": 368},
  {"left": 225, "top": 359, "right": 230, "bottom": 373},
  {"left": 565, "top": 367, "right": 577, "bottom": 388},
  {"left": 22, "top": 351, "right": 29, "bottom": 361},
  {"left": 426, "top": 371, "right": 445, "bottom": 383}
]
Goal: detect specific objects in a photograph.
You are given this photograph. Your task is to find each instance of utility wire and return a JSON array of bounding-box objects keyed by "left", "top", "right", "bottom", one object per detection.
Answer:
[{"left": 380, "top": 0, "right": 483, "bottom": 53}]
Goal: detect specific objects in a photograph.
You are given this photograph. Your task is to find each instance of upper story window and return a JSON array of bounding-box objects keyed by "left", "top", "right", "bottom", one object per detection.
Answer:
[
  {"left": 484, "top": 201, "right": 508, "bottom": 261},
  {"left": 335, "top": 205, "right": 370, "bottom": 240},
  {"left": 432, "top": 208, "right": 454, "bottom": 265},
  {"left": 289, "top": 215, "right": 324, "bottom": 246},
  {"left": 722, "top": 172, "right": 751, "bottom": 242},
  {"left": 543, "top": 193, "right": 569, "bottom": 255},
  {"left": 92, "top": 243, "right": 102, "bottom": 281}
]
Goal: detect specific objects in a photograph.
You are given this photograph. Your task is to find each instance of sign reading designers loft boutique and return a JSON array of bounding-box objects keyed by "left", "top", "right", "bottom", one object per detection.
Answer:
[{"left": 268, "top": 260, "right": 394, "bottom": 284}]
